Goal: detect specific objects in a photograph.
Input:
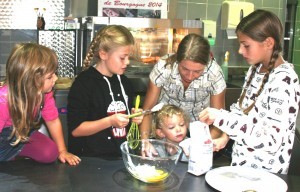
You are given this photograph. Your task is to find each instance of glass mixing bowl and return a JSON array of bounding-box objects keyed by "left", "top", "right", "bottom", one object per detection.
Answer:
[{"left": 120, "top": 139, "right": 182, "bottom": 183}]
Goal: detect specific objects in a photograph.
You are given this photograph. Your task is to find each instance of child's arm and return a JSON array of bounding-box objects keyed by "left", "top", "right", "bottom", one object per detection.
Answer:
[
  {"left": 139, "top": 81, "right": 161, "bottom": 139},
  {"left": 71, "top": 113, "right": 130, "bottom": 137},
  {"left": 46, "top": 118, "right": 81, "bottom": 165}
]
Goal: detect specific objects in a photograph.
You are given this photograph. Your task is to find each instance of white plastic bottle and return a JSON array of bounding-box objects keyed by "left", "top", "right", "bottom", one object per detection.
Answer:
[{"left": 221, "top": 51, "right": 229, "bottom": 82}]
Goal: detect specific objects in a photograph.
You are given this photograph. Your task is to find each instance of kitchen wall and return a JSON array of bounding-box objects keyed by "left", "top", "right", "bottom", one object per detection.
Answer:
[
  {"left": 0, "top": 0, "right": 299, "bottom": 134},
  {"left": 174, "top": 0, "right": 300, "bottom": 77},
  {"left": 293, "top": 2, "right": 300, "bottom": 72},
  {"left": 0, "top": 30, "right": 37, "bottom": 78},
  {"left": 0, "top": 0, "right": 290, "bottom": 79},
  {"left": 0, "top": 0, "right": 295, "bottom": 78},
  {"left": 70, "top": 0, "right": 288, "bottom": 71},
  {"left": 0, "top": 0, "right": 71, "bottom": 79},
  {"left": 292, "top": 2, "right": 300, "bottom": 132},
  {"left": 174, "top": 0, "right": 286, "bottom": 69}
]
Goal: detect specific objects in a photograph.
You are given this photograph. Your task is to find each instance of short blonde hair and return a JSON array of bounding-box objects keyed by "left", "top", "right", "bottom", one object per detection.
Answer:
[{"left": 154, "top": 104, "right": 189, "bottom": 129}]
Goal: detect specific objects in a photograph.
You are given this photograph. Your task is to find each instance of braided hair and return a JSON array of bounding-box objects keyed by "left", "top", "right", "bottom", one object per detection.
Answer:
[
  {"left": 236, "top": 9, "right": 283, "bottom": 114},
  {"left": 82, "top": 25, "right": 135, "bottom": 70}
]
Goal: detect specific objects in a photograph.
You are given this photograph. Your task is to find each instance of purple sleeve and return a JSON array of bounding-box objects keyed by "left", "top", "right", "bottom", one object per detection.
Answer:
[{"left": 41, "top": 91, "right": 59, "bottom": 121}]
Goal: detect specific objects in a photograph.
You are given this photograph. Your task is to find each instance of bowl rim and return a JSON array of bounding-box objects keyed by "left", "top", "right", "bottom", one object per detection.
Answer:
[{"left": 120, "top": 139, "right": 182, "bottom": 160}]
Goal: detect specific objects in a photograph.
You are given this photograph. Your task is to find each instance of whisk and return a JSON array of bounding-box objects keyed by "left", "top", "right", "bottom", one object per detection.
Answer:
[
  {"left": 128, "top": 102, "right": 164, "bottom": 118},
  {"left": 127, "top": 95, "right": 141, "bottom": 149}
]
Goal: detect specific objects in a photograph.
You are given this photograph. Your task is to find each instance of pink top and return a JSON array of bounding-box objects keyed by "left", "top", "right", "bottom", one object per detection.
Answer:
[{"left": 0, "top": 85, "right": 59, "bottom": 132}]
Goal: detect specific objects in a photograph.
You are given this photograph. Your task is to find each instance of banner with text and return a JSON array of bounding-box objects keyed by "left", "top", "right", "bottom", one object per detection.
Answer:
[{"left": 98, "top": 0, "right": 168, "bottom": 18}]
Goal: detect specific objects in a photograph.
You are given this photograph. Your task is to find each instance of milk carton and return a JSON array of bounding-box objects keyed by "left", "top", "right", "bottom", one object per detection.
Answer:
[{"left": 188, "top": 121, "right": 213, "bottom": 176}]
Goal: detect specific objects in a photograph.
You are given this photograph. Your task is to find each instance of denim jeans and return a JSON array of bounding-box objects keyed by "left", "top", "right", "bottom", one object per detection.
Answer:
[{"left": 0, "top": 127, "right": 25, "bottom": 161}]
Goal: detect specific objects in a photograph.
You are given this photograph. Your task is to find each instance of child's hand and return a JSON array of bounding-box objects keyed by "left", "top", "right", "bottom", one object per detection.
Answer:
[
  {"left": 110, "top": 113, "right": 129, "bottom": 128},
  {"left": 179, "top": 138, "right": 191, "bottom": 157},
  {"left": 198, "top": 107, "right": 220, "bottom": 125},
  {"left": 131, "top": 108, "right": 143, "bottom": 125},
  {"left": 58, "top": 150, "right": 81, "bottom": 166},
  {"left": 212, "top": 133, "right": 230, "bottom": 152},
  {"left": 141, "top": 140, "right": 158, "bottom": 157}
]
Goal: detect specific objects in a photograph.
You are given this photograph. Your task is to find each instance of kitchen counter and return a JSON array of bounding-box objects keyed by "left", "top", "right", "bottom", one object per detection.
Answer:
[{"left": 0, "top": 156, "right": 299, "bottom": 192}]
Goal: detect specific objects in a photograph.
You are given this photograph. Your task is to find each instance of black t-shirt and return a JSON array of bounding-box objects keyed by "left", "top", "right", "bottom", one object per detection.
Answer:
[{"left": 67, "top": 67, "right": 134, "bottom": 158}]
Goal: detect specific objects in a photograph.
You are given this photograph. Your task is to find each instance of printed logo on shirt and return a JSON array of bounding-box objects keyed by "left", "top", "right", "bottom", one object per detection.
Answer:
[
  {"left": 269, "top": 97, "right": 284, "bottom": 105},
  {"left": 107, "top": 100, "right": 127, "bottom": 138}
]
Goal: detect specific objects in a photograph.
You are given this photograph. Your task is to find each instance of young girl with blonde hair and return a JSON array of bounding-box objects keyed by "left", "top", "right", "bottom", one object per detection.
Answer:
[
  {"left": 67, "top": 25, "right": 143, "bottom": 158},
  {"left": 0, "top": 43, "right": 80, "bottom": 165}
]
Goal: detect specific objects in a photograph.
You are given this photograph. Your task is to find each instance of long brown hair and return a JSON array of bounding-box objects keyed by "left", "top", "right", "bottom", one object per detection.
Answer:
[
  {"left": 6, "top": 43, "right": 58, "bottom": 145},
  {"left": 82, "top": 25, "right": 135, "bottom": 70},
  {"left": 235, "top": 9, "right": 283, "bottom": 114},
  {"left": 165, "top": 33, "right": 211, "bottom": 67}
]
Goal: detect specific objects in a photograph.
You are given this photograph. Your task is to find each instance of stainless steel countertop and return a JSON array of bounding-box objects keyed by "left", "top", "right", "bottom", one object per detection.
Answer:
[{"left": 0, "top": 157, "right": 299, "bottom": 192}]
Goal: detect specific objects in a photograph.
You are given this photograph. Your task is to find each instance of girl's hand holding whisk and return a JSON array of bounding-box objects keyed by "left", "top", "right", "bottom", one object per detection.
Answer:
[
  {"left": 131, "top": 108, "right": 143, "bottom": 125},
  {"left": 110, "top": 113, "right": 129, "bottom": 128}
]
